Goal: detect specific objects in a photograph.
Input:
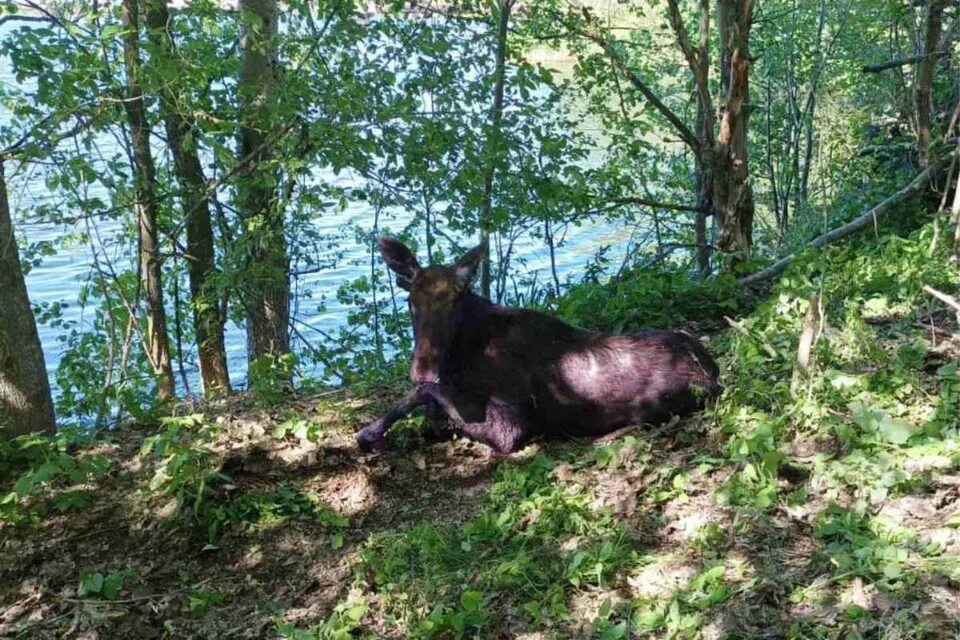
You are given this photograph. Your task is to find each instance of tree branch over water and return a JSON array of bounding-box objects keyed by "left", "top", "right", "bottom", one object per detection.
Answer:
[
  {"left": 568, "top": 4, "right": 704, "bottom": 152},
  {"left": 602, "top": 196, "right": 714, "bottom": 215}
]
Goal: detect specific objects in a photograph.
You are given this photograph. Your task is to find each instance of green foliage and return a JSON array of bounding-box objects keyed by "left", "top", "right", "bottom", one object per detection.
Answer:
[
  {"left": 0, "top": 430, "right": 112, "bottom": 525},
  {"left": 2, "top": 0, "right": 959, "bottom": 637},
  {"left": 629, "top": 563, "right": 736, "bottom": 637},
  {"left": 359, "top": 454, "right": 629, "bottom": 637},
  {"left": 811, "top": 504, "right": 956, "bottom": 590},
  {"left": 556, "top": 265, "right": 740, "bottom": 332},
  {"left": 77, "top": 568, "right": 128, "bottom": 600},
  {"left": 930, "top": 362, "right": 959, "bottom": 436},
  {"left": 248, "top": 352, "right": 299, "bottom": 406},
  {"left": 202, "top": 483, "right": 349, "bottom": 548},
  {"left": 276, "top": 600, "right": 369, "bottom": 640},
  {"left": 187, "top": 587, "right": 227, "bottom": 617},
  {"left": 139, "top": 414, "right": 225, "bottom": 527},
  {"left": 715, "top": 221, "right": 959, "bottom": 511},
  {"left": 139, "top": 413, "right": 347, "bottom": 546},
  {"left": 271, "top": 413, "right": 323, "bottom": 442}
]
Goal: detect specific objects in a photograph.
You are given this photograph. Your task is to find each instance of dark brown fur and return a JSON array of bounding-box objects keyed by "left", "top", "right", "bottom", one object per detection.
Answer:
[{"left": 356, "top": 238, "right": 721, "bottom": 453}]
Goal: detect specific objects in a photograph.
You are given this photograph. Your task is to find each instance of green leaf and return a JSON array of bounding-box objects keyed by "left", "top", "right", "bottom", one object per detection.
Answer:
[
  {"left": 292, "top": 421, "right": 309, "bottom": 440},
  {"left": 937, "top": 362, "right": 958, "bottom": 377},
  {"left": 78, "top": 570, "right": 104, "bottom": 597},
  {"left": 346, "top": 603, "right": 367, "bottom": 622},
  {"left": 101, "top": 572, "right": 124, "bottom": 599},
  {"left": 598, "top": 598, "right": 612, "bottom": 619},
  {"left": 878, "top": 418, "right": 918, "bottom": 445},
  {"left": 882, "top": 563, "right": 902, "bottom": 579},
  {"left": 948, "top": 511, "right": 960, "bottom": 528},
  {"left": 601, "top": 621, "right": 628, "bottom": 640},
  {"left": 460, "top": 590, "right": 484, "bottom": 612}
]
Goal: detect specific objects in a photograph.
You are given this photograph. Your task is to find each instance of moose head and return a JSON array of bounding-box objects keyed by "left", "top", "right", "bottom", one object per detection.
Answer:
[{"left": 378, "top": 237, "right": 485, "bottom": 384}]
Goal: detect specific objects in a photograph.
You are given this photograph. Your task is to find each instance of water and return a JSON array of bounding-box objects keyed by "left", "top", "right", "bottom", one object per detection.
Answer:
[{"left": 0, "top": 15, "right": 634, "bottom": 399}]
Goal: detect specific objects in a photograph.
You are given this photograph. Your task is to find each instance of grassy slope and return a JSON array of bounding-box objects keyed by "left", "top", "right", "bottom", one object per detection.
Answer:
[{"left": 1, "top": 223, "right": 959, "bottom": 639}]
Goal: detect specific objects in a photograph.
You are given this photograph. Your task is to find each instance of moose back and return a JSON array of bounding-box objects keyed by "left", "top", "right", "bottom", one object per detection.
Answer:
[{"left": 356, "top": 237, "right": 721, "bottom": 454}]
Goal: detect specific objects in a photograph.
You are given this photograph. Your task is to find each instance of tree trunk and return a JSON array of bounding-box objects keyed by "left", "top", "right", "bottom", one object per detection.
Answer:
[
  {"left": 238, "top": 0, "right": 290, "bottom": 366},
  {"left": 585, "top": 0, "right": 755, "bottom": 274},
  {"left": 144, "top": 0, "right": 230, "bottom": 398},
  {"left": 798, "top": 0, "right": 827, "bottom": 205},
  {"left": 711, "top": 0, "right": 755, "bottom": 271},
  {"left": 478, "top": 0, "right": 512, "bottom": 300},
  {"left": 0, "top": 162, "right": 56, "bottom": 437},
  {"left": 693, "top": 0, "right": 714, "bottom": 277},
  {"left": 916, "top": 0, "right": 946, "bottom": 167},
  {"left": 122, "top": 0, "right": 175, "bottom": 402}
]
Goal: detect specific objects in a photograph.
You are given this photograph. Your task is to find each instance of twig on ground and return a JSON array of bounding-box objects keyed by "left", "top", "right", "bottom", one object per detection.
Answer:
[{"left": 922, "top": 285, "right": 960, "bottom": 313}]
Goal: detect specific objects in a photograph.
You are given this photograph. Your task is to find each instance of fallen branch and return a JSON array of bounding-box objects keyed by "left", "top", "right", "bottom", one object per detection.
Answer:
[
  {"left": 922, "top": 285, "right": 960, "bottom": 313},
  {"left": 738, "top": 156, "right": 950, "bottom": 287}
]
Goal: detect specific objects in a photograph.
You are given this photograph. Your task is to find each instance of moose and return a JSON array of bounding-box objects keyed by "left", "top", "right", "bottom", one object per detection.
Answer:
[{"left": 355, "top": 237, "right": 721, "bottom": 454}]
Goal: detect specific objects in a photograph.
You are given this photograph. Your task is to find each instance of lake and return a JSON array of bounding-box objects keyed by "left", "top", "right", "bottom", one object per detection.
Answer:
[{"left": 0, "top": 14, "right": 634, "bottom": 401}]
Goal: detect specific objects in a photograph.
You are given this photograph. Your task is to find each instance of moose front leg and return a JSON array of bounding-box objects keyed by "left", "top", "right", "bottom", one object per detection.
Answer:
[
  {"left": 412, "top": 384, "right": 529, "bottom": 454},
  {"left": 355, "top": 385, "right": 435, "bottom": 453},
  {"left": 356, "top": 383, "right": 529, "bottom": 454}
]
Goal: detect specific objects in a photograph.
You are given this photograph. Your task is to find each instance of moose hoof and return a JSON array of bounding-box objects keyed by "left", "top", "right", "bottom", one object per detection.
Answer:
[{"left": 356, "top": 423, "right": 387, "bottom": 453}]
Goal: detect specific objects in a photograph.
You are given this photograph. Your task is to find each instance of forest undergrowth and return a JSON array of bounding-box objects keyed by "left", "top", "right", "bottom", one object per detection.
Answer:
[{"left": 1, "top": 220, "right": 959, "bottom": 639}]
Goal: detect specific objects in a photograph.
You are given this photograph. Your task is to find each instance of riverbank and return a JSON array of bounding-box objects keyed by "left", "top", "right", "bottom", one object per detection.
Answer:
[{"left": 2, "top": 217, "right": 959, "bottom": 638}]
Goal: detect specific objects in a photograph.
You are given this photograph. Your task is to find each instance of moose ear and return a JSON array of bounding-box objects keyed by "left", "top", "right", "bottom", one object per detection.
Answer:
[
  {"left": 378, "top": 236, "right": 420, "bottom": 289},
  {"left": 453, "top": 242, "right": 485, "bottom": 286}
]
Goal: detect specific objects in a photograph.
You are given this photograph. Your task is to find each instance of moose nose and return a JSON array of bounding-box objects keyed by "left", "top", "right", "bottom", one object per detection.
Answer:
[{"left": 411, "top": 357, "right": 439, "bottom": 384}]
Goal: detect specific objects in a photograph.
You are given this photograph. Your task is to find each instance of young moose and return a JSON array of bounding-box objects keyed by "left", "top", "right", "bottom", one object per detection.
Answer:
[{"left": 356, "top": 237, "right": 721, "bottom": 454}]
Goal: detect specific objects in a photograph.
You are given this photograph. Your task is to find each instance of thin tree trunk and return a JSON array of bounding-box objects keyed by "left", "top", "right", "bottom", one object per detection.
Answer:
[
  {"left": 121, "top": 0, "right": 175, "bottom": 402},
  {"left": 765, "top": 80, "right": 783, "bottom": 243},
  {"left": 585, "top": 1, "right": 755, "bottom": 273},
  {"left": 478, "top": 0, "right": 512, "bottom": 300},
  {"left": 712, "top": 0, "right": 755, "bottom": 271},
  {"left": 694, "top": 0, "right": 714, "bottom": 277},
  {"left": 799, "top": 92, "right": 817, "bottom": 203},
  {"left": 0, "top": 161, "right": 56, "bottom": 437},
  {"left": 666, "top": 0, "right": 714, "bottom": 276},
  {"left": 144, "top": 0, "right": 230, "bottom": 398},
  {"left": 916, "top": 0, "right": 946, "bottom": 168},
  {"left": 238, "top": 0, "right": 290, "bottom": 366}
]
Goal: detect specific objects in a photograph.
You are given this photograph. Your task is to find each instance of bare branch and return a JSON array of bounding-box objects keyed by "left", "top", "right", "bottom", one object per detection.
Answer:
[
  {"left": 922, "top": 285, "right": 960, "bottom": 313},
  {"left": 571, "top": 6, "right": 704, "bottom": 152},
  {"left": 862, "top": 14, "right": 958, "bottom": 73},
  {"left": 862, "top": 52, "right": 947, "bottom": 73},
  {"left": 666, "top": 0, "right": 712, "bottom": 126},
  {"left": 666, "top": 0, "right": 700, "bottom": 75},
  {"left": 604, "top": 196, "right": 714, "bottom": 214}
]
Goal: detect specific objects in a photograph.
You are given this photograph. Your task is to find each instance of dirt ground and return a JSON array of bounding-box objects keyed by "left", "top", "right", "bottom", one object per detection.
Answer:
[{"left": 1, "top": 357, "right": 959, "bottom": 638}]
